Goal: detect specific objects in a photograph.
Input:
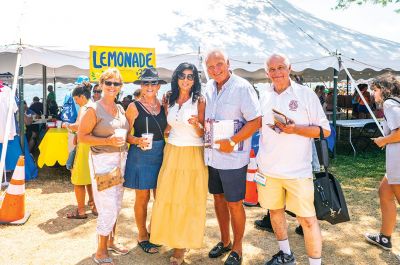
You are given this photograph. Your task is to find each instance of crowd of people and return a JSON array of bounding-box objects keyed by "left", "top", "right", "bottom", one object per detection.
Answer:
[
  {"left": 51, "top": 50, "right": 399, "bottom": 265},
  {"left": 313, "top": 82, "right": 384, "bottom": 120}
]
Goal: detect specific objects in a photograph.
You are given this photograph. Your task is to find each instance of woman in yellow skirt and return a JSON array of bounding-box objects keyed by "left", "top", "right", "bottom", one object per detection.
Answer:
[
  {"left": 150, "top": 63, "right": 208, "bottom": 265},
  {"left": 64, "top": 83, "right": 97, "bottom": 219}
]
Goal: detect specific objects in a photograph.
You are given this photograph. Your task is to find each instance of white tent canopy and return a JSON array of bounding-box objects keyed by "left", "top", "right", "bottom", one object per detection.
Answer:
[{"left": 1, "top": 0, "right": 400, "bottom": 83}]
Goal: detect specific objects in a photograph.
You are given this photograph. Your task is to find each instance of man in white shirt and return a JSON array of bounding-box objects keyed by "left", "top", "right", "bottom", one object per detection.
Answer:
[{"left": 256, "top": 54, "right": 330, "bottom": 265}]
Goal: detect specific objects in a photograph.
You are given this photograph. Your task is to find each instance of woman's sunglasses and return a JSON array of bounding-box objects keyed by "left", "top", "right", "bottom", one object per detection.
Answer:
[
  {"left": 178, "top": 73, "right": 194, "bottom": 81},
  {"left": 93, "top": 90, "right": 102, "bottom": 94},
  {"left": 104, "top": 81, "right": 122, "bottom": 87},
  {"left": 142, "top": 81, "right": 159, "bottom": 86}
]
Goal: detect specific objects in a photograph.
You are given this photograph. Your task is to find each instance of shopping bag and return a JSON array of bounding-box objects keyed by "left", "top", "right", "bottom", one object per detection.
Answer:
[{"left": 313, "top": 127, "right": 350, "bottom": 225}]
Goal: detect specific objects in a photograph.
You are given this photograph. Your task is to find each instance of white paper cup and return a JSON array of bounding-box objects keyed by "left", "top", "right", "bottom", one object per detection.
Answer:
[
  {"left": 115, "top": 128, "right": 127, "bottom": 141},
  {"left": 141, "top": 133, "right": 154, "bottom": 150},
  {"left": 56, "top": 120, "right": 62, "bottom": 128}
]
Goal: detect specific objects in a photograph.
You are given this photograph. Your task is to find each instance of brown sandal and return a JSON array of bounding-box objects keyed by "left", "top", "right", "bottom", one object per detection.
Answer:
[{"left": 66, "top": 209, "right": 87, "bottom": 219}]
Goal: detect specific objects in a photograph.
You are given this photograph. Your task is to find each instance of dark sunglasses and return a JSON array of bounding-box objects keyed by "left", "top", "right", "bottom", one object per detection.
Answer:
[
  {"left": 142, "top": 81, "right": 159, "bottom": 86},
  {"left": 177, "top": 73, "right": 194, "bottom": 81},
  {"left": 104, "top": 81, "right": 122, "bottom": 87},
  {"left": 93, "top": 90, "right": 102, "bottom": 94}
]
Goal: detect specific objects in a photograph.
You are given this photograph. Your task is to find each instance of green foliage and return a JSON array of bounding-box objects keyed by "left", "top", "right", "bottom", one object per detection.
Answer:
[{"left": 335, "top": 0, "right": 400, "bottom": 12}]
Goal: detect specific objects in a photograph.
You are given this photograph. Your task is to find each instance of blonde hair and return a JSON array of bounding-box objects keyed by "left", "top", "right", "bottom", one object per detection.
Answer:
[{"left": 99, "top": 68, "right": 123, "bottom": 84}]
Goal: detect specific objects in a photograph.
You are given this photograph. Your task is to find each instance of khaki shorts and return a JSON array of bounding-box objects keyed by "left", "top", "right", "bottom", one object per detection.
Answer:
[{"left": 257, "top": 176, "right": 316, "bottom": 217}]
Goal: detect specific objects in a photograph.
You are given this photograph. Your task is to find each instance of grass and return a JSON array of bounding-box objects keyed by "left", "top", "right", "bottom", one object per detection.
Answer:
[{"left": 3, "top": 140, "right": 398, "bottom": 264}]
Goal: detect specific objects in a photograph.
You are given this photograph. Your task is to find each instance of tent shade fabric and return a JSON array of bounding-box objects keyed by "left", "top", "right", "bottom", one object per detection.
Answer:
[{"left": 1, "top": 0, "right": 400, "bottom": 83}]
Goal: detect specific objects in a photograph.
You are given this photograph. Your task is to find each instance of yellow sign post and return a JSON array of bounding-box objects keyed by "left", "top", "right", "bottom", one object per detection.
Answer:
[{"left": 89, "top": 46, "right": 156, "bottom": 83}]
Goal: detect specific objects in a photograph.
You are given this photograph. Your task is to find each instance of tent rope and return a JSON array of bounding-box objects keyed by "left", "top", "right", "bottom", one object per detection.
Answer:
[
  {"left": 341, "top": 55, "right": 387, "bottom": 71},
  {"left": 262, "top": 0, "right": 333, "bottom": 56}
]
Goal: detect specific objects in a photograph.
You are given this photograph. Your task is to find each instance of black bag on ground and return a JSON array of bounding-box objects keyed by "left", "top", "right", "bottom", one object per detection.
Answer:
[{"left": 313, "top": 127, "right": 350, "bottom": 225}]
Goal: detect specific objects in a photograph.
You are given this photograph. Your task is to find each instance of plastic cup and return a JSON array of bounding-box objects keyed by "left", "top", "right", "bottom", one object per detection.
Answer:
[
  {"left": 141, "top": 133, "right": 154, "bottom": 150},
  {"left": 115, "top": 128, "right": 127, "bottom": 141},
  {"left": 56, "top": 120, "right": 62, "bottom": 128}
]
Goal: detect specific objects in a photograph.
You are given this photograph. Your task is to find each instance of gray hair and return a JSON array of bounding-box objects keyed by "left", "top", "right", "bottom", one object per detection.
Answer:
[
  {"left": 265, "top": 53, "right": 291, "bottom": 69},
  {"left": 205, "top": 49, "right": 229, "bottom": 63}
]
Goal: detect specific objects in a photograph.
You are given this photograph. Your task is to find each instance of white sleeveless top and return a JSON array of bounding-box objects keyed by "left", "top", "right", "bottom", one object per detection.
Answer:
[{"left": 167, "top": 99, "right": 204, "bottom": 147}]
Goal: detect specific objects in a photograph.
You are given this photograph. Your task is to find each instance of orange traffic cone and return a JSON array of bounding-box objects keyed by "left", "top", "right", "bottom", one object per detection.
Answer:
[
  {"left": 0, "top": 156, "right": 30, "bottom": 225},
  {"left": 244, "top": 149, "right": 258, "bottom": 206}
]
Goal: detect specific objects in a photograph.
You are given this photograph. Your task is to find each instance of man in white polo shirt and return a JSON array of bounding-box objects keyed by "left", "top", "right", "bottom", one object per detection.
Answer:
[{"left": 256, "top": 53, "right": 330, "bottom": 265}]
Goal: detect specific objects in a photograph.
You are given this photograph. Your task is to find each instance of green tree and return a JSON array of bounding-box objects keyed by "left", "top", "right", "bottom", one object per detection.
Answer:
[{"left": 335, "top": 0, "right": 400, "bottom": 12}]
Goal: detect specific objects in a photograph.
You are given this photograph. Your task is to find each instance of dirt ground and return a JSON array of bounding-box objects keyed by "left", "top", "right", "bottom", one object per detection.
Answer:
[{"left": 1, "top": 168, "right": 400, "bottom": 265}]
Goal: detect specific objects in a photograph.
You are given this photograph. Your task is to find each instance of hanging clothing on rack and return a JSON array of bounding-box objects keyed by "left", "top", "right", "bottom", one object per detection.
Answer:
[{"left": 0, "top": 85, "right": 18, "bottom": 143}]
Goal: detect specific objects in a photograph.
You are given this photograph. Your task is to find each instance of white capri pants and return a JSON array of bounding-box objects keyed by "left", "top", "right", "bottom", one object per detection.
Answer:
[{"left": 89, "top": 151, "right": 127, "bottom": 236}]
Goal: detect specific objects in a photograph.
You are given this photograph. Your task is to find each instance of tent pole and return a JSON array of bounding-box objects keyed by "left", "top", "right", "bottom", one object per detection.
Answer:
[
  {"left": 346, "top": 75, "right": 350, "bottom": 119},
  {"left": 18, "top": 67, "right": 25, "bottom": 150},
  {"left": 53, "top": 77, "right": 56, "bottom": 100},
  {"left": 0, "top": 50, "right": 22, "bottom": 185},
  {"left": 332, "top": 57, "right": 340, "bottom": 158},
  {"left": 42, "top": 65, "right": 47, "bottom": 116}
]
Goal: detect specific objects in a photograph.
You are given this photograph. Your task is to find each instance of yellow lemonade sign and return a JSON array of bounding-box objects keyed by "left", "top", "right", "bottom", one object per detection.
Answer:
[{"left": 89, "top": 46, "right": 156, "bottom": 83}]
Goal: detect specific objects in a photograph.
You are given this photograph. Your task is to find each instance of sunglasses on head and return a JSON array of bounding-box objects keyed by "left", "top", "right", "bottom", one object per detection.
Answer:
[
  {"left": 104, "top": 81, "right": 122, "bottom": 87},
  {"left": 142, "top": 81, "right": 159, "bottom": 86},
  {"left": 177, "top": 73, "right": 194, "bottom": 81},
  {"left": 93, "top": 90, "right": 102, "bottom": 94}
]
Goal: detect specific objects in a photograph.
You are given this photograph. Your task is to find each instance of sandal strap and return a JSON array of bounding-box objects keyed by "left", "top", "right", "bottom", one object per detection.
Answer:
[
  {"left": 93, "top": 256, "right": 113, "bottom": 264},
  {"left": 138, "top": 240, "right": 158, "bottom": 253}
]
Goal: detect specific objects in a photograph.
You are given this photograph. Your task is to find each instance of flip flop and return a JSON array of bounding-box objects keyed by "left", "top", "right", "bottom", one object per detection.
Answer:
[
  {"left": 137, "top": 240, "right": 159, "bottom": 254},
  {"left": 66, "top": 209, "right": 87, "bottom": 219},
  {"left": 107, "top": 243, "right": 130, "bottom": 255},
  {"left": 92, "top": 254, "right": 114, "bottom": 265}
]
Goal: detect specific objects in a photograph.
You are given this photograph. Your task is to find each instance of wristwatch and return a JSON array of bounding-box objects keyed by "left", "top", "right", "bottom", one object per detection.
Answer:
[{"left": 229, "top": 138, "right": 236, "bottom": 147}]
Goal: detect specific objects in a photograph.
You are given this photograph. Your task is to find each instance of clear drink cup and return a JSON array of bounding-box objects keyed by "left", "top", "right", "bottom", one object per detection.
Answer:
[{"left": 141, "top": 133, "right": 154, "bottom": 150}]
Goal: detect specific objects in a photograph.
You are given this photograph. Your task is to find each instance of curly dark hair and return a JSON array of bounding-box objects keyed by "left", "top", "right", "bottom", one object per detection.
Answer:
[
  {"left": 72, "top": 81, "right": 92, "bottom": 99},
  {"left": 370, "top": 73, "right": 400, "bottom": 100},
  {"left": 169, "top": 62, "right": 201, "bottom": 107}
]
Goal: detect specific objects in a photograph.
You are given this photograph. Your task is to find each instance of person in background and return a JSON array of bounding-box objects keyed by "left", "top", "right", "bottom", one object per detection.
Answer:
[
  {"left": 150, "top": 63, "right": 207, "bottom": 265},
  {"left": 47, "top": 85, "right": 56, "bottom": 103},
  {"left": 351, "top": 89, "right": 360, "bottom": 119},
  {"left": 358, "top": 83, "right": 371, "bottom": 119},
  {"left": 133, "top": 88, "right": 142, "bottom": 101},
  {"left": 205, "top": 50, "right": 261, "bottom": 265},
  {"left": 364, "top": 74, "right": 400, "bottom": 252},
  {"left": 78, "top": 68, "right": 130, "bottom": 264},
  {"left": 124, "top": 68, "right": 168, "bottom": 254},
  {"left": 314, "top": 85, "right": 326, "bottom": 107},
  {"left": 46, "top": 85, "right": 59, "bottom": 117},
  {"left": 23, "top": 101, "right": 37, "bottom": 152},
  {"left": 29, "top": 96, "right": 44, "bottom": 116},
  {"left": 63, "top": 82, "right": 97, "bottom": 219},
  {"left": 324, "top": 89, "right": 333, "bottom": 112},
  {"left": 92, "top": 84, "right": 102, "bottom": 102},
  {"left": 121, "top": 96, "right": 132, "bottom": 110}
]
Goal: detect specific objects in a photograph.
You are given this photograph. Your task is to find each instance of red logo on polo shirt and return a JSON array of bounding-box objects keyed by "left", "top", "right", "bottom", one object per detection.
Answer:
[{"left": 289, "top": 100, "right": 298, "bottom": 111}]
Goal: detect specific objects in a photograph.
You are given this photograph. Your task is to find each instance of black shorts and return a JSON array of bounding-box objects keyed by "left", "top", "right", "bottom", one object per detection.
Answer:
[{"left": 208, "top": 165, "right": 247, "bottom": 202}]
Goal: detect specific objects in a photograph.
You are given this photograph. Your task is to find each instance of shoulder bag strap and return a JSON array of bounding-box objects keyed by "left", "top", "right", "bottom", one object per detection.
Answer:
[
  {"left": 386, "top": 97, "right": 400, "bottom": 105},
  {"left": 136, "top": 101, "right": 164, "bottom": 138}
]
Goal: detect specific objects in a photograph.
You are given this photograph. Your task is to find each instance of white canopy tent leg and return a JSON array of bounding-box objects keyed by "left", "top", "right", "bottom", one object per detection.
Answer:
[{"left": 0, "top": 50, "right": 22, "bottom": 188}]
